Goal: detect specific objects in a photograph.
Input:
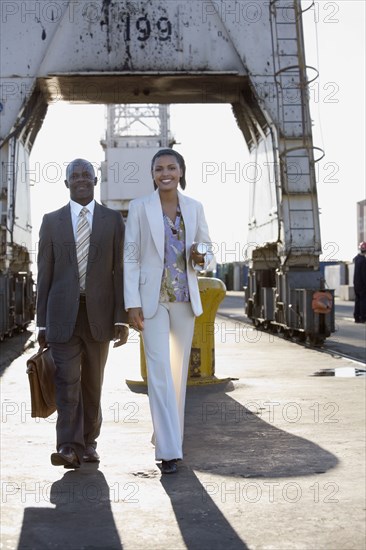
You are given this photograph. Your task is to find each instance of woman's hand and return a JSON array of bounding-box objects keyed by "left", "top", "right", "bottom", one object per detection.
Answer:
[
  {"left": 128, "top": 307, "right": 144, "bottom": 331},
  {"left": 190, "top": 242, "right": 206, "bottom": 267}
]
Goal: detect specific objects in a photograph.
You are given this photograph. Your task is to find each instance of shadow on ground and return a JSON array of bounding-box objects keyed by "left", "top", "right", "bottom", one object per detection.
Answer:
[
  {"left": 159, "top": 383, "right": 338, "bottom": 549},
  {"left": 183, "top": 383, "right": 338, "bottom": 478},
  {"left": 17, "top": 467, "right": 123, "bottom": 550},
  {"left": 0, "top": 330, "right": 34, "bottom": 376},
  {"left": 16, "top": 384, "right": 338, "bottom": 550}
]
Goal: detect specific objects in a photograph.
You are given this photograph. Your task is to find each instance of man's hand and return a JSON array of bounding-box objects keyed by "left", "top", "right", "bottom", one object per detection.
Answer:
[
  {"left": 37, "top": 329, "right": 47, "bottom": 350},
  {"left": 128, "top": 307, "right": 144, "bottom": 332},
  {"left": 113, "top": 325, "right": 129, "bottom": 348}
]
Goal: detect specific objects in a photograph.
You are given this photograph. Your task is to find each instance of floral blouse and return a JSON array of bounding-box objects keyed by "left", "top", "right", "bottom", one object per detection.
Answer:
[{"left": 159, "top": 205, "right": 190, "bottom": 303}]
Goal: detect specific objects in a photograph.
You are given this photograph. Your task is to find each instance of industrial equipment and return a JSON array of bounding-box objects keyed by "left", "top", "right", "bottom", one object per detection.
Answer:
[{"left": 0, "top": 0, "right": 334, "bottom": 345}]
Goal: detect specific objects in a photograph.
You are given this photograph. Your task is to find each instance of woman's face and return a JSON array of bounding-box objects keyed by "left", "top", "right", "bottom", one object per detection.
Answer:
[{"left": 152, "top": 155, "right": 183, "bottom": 193}]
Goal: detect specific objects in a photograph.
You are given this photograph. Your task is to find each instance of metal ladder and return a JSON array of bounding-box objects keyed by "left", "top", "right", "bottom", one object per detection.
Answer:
[{"left": 269, "top": 0, "right": 324, "bottom": 266}]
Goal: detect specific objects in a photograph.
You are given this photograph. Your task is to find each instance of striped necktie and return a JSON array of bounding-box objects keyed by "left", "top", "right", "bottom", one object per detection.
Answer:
[{"left": 76, "top": 207, "right": 90, "bottom": 292}]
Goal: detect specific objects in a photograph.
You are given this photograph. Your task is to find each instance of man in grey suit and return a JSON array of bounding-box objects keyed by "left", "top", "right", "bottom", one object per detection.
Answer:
[{"left": 37, "top": 158, "right": 129, "bottom": 469}]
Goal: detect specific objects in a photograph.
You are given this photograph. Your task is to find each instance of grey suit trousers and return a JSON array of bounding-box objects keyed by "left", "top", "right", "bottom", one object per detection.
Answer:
[{"left": 50, "top": 301, "right": 109, "bottom": 462}]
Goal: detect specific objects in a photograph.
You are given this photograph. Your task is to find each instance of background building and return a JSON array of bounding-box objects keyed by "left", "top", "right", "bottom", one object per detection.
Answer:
[{"left": 357, "top": 199, "right": 366, "bottom": 245}]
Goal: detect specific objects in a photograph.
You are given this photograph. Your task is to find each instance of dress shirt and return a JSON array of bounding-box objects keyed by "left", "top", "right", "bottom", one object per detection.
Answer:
[
  {"left": 160, "top": 207, "right": 190, "bottom": 303},
  {"left": 70, "top": 199, "right": 95, "bottom": 239}
]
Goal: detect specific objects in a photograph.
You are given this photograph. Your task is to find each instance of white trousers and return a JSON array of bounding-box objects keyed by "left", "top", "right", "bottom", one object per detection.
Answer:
[{"left": 142, "top": 302, "right": 195, "bottom": 460}]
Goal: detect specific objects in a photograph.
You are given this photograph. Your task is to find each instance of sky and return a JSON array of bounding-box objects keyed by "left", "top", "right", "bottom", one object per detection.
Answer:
[{"left": 29, "top": 0, "right": 365, "bottom": 264}]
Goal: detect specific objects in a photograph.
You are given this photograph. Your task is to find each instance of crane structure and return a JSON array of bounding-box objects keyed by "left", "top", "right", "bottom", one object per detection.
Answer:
[
  {"left": 0, "top": 0, "right": 334, "bottom": 344},
  {"left": 100, "top": 103, "right": 172, "bottom": 217}
]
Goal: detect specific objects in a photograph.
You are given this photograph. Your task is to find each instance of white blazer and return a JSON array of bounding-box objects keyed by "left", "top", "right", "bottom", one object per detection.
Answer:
[{"left": 124, "top": 189, "right": 213, "bottom": 318}]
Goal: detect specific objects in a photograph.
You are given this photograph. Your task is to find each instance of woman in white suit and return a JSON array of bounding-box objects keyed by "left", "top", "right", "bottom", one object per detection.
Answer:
[{"left": 124, "top": 148, "right": 213, "bottom": 474}]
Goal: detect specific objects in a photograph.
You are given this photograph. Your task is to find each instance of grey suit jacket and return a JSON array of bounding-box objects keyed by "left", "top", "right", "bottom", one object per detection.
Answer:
[{"left": 37, "top": 201, "right": 127, "bottom": 343}]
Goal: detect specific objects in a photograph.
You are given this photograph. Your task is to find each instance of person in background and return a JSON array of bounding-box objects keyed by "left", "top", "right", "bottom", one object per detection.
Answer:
[
  {"left": 124, "top": 148, "right": 213, "bottom": 474},
  {"left": 37, "top": 158, "right": 129, "bottom": 469},
  {"left": 353, "top": 241, "right": 366, "bottom": 323}
]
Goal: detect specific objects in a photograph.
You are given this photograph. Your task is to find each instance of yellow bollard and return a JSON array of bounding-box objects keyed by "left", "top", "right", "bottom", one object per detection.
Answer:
[
  {"left": 188, "top": 277, "right": 228, "bottom": 385},
  {"left": 126, "top": 277, "right": 229, "bottom": 388}
]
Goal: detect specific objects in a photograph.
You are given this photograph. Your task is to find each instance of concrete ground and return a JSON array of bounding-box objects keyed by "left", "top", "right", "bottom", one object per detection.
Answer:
[{"left": 0, "top": 304, "right": 365, "bottom": 550}]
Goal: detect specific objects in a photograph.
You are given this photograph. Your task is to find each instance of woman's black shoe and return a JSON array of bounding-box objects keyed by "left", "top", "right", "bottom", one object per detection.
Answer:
[{"left": 161, "top": 459, "right": 178, "bottom": 474}]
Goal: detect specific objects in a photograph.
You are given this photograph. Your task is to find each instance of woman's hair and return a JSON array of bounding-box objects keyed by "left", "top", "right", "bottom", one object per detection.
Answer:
[{"left": 151, "top": 148, "right": 186, "bottom": 190}]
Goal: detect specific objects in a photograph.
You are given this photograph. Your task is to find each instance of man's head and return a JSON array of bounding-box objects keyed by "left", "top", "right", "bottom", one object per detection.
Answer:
[
  {"left": 360, "top": 242, "right": 366, "bottom": 254},
  {"left": 65, "top": 159, "right": 97, "bottom": 205}
]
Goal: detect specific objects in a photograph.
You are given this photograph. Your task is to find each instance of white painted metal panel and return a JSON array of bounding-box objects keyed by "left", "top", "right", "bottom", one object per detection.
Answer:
[
  {"left": 0, "top": 0, "right": 323, "bottom": 266},
  {"left": 1, "top": 0, "right": 295, "bottom": 139},
  {"left": 100, "top": 147, "right": 155, "bottom": 203},
  {"left": 247, "top": 135, "right": 280, "bottom": 247}
]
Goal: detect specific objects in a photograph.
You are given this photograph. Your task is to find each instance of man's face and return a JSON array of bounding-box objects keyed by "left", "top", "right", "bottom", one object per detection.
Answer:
[{"left": 65, "top": 162, "right": 97, "bottom": 205}]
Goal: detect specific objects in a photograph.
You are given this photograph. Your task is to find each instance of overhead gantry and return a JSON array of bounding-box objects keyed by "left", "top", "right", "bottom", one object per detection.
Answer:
[{"left": 0, "top": 0, "right": 333, "bottom": 343}]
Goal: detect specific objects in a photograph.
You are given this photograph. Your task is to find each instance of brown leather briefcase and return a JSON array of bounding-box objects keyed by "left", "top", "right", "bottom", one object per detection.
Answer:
[{"left": 26, "top": 347, "right": 56, "bottom": 418}]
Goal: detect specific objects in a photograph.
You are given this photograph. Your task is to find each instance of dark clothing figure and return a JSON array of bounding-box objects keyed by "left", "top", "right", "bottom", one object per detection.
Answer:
[
  {"left": 37, "top": 159, "right": 129, "bottom": 469},
  {"left": 353, "top": 251, "right": 366, "bottom": 323}
]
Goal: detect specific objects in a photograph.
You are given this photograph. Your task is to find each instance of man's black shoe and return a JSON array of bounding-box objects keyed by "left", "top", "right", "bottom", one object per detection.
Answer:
[
  {"left": 51, "top": 446, "right": 80, "bottom": 469},
  {"left": 83, "top": 445, "right": 100, "bottom": 462}
]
